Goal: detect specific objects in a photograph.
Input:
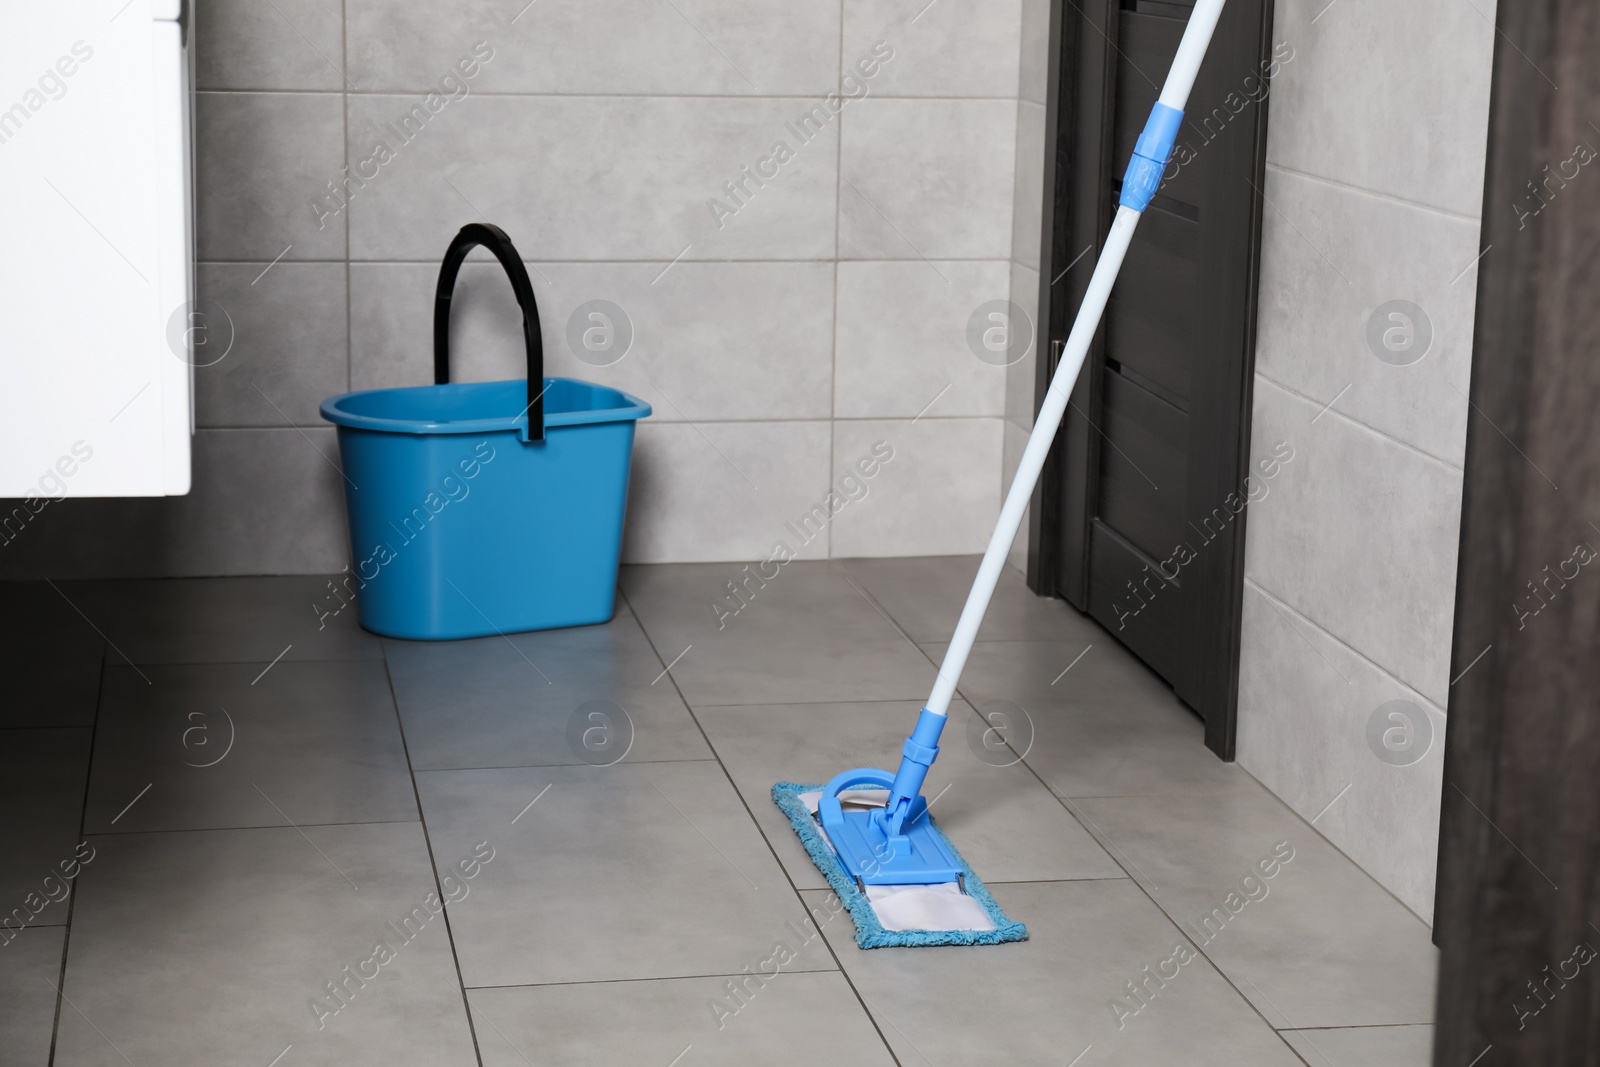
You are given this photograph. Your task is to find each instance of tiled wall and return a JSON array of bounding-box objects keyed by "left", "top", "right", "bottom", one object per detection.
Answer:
[
  {"left": 0, "top": 0, "right": 1053, "bottom": 579},
  {"left": 1236, "top": 0, "right": 1495, "bottom": 920}
]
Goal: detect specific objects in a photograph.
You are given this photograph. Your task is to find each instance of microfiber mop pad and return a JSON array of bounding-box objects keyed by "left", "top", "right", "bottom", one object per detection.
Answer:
[{"left": 772, "top": 781, "right": 1026, "bottom": 949}]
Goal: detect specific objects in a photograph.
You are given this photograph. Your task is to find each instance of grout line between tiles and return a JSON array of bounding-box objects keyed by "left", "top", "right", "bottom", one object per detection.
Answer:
[
  {"left": 194, "top": 415, "right": 1011, "bottom": 432},
  {"left": 376, "top": 642, "right": 489, "bottom": 1067},
  {"left": 1279, "top": 1022, "right": 1433, "bottom": 1032},
  {"left": 198, "top": 87, "right": 1030, "bottom": 101},
  {"left": 1263, "top": 160, "right": 1482, "bottom": 224},
  {"left": 341, "top": 0, "right": 351, "bottom": 396},
  {"left": 78, "top": 818, "right": 425, "bottom": 838},
  {"left": 43, "top": 624, "right": 108, "bottom": 1067},
  {"left": 1057, "top": 794, "right": 1326, "bottom": 1061},
  {"left": 1240, "top": 577, "right": 1447, "bottom": 715},
  {"left": 410, "top": 758, "right": 719, "bottom": 774},
  {"left": 202, "top": 256, "right": 1017, "bottom": 265},
  {"left": 462, "top": 967, "right": 838, "bottom": 992},
  {"left": 617, "top": 582, "right": 906, "bottom": 1067},
  {"left": 1251, "top": 371, "right": 1466, "bottom": 475}
]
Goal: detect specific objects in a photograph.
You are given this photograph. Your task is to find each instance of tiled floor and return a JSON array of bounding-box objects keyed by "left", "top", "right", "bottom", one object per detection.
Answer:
[{"left": 0, "top": 557, "right": 1437, "bottom": 1066}]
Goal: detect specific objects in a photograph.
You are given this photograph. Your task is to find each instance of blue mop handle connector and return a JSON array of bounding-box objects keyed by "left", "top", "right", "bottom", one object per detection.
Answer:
[
  {"left": 1119, "top": 102, "right": 1184, "bottom": 213},
  {"left": 881, "top": 707, "right": 946, "bottom": 836}
]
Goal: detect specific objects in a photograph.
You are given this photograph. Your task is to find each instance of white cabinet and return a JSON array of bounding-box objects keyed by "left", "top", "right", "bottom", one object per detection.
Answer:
[{"left": 0, "top": 0, "right": 193, "bottom": 499}]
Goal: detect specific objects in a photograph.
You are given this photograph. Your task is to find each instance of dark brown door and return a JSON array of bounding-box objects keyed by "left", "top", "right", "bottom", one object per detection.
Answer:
[{"left": 1031, "top": 0, "right": 1274, "bottom": 758}]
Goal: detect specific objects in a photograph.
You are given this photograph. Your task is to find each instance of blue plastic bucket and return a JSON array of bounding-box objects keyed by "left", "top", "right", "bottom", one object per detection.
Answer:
[{"left": 319, "top": 223, "right": 650, "bottom": 640}]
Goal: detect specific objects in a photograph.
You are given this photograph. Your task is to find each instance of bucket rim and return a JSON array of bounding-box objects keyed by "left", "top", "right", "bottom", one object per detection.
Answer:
[{"left": 319, "top": 377, "right": 651, "bottom": 436}]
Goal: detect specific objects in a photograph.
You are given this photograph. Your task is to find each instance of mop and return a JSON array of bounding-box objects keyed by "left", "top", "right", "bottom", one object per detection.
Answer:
[{"left": 774, "top": 0, "right": 1230, "bottom": 948}]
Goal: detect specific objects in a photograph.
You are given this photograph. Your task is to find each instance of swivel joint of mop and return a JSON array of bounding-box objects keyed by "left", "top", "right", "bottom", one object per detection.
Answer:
[
  {"left": 816, "top": 708, "right": 963, "bottom": 885},
  {"left": 872, "top": 708, "right": 946, "bottom": 840},
  {"left": 1119, "top": 102, "right": 1184, "bottom": 213}
]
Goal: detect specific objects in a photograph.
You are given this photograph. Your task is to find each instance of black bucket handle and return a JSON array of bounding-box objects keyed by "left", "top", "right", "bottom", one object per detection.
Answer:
[{"left": 433, "top": 223, "right": 545, "bottom": 442}]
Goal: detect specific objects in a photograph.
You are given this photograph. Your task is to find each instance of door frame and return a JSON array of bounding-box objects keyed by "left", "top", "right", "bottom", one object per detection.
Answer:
[{"left": 1025, "top": 0, "right": 1275, "bottom": 759}]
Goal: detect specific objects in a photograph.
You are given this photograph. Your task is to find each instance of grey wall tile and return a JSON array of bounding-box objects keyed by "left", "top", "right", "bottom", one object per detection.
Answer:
[
  {"left": 1011, "top": 99, "right": 1046, "bottom": 271},
  {"left": 194, "top": 0, "right": 346, "bottom": 91},
  {"left": 1017, "top": 0, "right": 1051, "bottom": 104},
  {"left": 833, "top": 260, "right": 1009, "bottom": 418},
  {"left": 830, "top": 417, "right": 1002, "bottom": 557},
  {"left": 195, "top": 92, "right": 347, "bottom": 261},
  {"left": 1266, "top": 0, "right": 1494, "bottom": 216},
  {"left": 1006, "top": 260, "right": 1039, "bottom": 428},
  {"left": 196, "top": 262, "right": 349, "bottom": 427},
  {"left": 1236, "top": 580, "right": 1444, "bottom": 920},
  {"left": 1242, "top": 377, "right": 1462, "bottom": 705},
  {"left": 623, "top": 420, "right": 831, "bottom": 563},
  {"left": 840, "top": 98, "right": 1016, "bottom": 259},
  {"left": 1254, "top": 167, "right": 1478, "bottom": 465},
  {"left": 841, "top": 0, "right": 1020, "bottom": 98},
  {"left": 345, "top": 94, "right": 839, "bottom": 261},
  {"left": 351, "top": 260, "right": 834, "bottom": 421},
  {"left": 345, "top": 0, "right": 840, "bottom": 95},
  {"left": 176, "top": 428, "right": 351, "bottom": 575}
]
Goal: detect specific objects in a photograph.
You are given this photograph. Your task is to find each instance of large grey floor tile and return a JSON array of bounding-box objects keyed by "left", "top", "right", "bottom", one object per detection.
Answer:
[
  {"left": 805, "top": 880, "right": 1303, "bottom": 1066},
  {"left": 0, "top": 729, "right": 90, "bottom": 924},
  {"left": 0, "top": 581, "right": 108, "bottom": 727},
  {"left": 620, "top": 562, "right": 936, "bottom": 706},
  {"left": 1073, "top": 786, "right": 1438, "bottom": 1028},
  {"left": 928, "top": 639, "right": 1254, "bottom": 797},
  {"left": 415, "top": 762, "right": 826, "bottom": 987},
  {"left": 384, "top": 611, "right": 711, "bottom": 770},
  {"left": 0, "top": 926, "right": 65, "bottom": 1067},
  {"left": 1283, "top": 1024, "right": 1433, "bottom": 1065},
  {"left": 55, "top": 823, "right": 477, "bottom": 1067},
  {"left": 108, "top": 576, "right": 382, "bottom": 665},
  {"left": 84, "top": 661, "right": 416, "bottom": 833},
  {"left": 696, "top": 700, "right": 1122, "bottom": 890},
  {"left": 468, "top": 971, "right": 895, "bottom": 1067},
  {"left": 841, "top": 554, "right": 1101, "bottom": 643}
]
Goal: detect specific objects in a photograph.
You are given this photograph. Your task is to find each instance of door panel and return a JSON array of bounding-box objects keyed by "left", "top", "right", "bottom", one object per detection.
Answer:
[
  {"left": 1104, "top": 207, "right": 1200, "bottom": 404},
  {"left": 1086, "top": 519, "right": 1184, "bottom": 682},
  {"left": 1096, "top": 369, "right": 1187, "bottom": 561},
  {"left": 1033, "top": 0, "right": 1273, "bottom": 758}
]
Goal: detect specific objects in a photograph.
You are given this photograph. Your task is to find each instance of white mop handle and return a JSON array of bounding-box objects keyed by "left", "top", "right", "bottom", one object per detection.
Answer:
[{"left": 924, "top": 0, "right": 1226, "bottom": 718}]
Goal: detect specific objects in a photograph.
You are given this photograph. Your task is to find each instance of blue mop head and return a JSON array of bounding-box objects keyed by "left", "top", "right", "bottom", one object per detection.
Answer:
[{"left": 772, "top": 781, "right": 1027, "bottom": 949}]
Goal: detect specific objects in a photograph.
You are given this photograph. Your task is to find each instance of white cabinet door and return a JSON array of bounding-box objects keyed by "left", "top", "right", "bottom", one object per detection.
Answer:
[{"left": 0, "top": 0, "right": 192, "bottom": 500}]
